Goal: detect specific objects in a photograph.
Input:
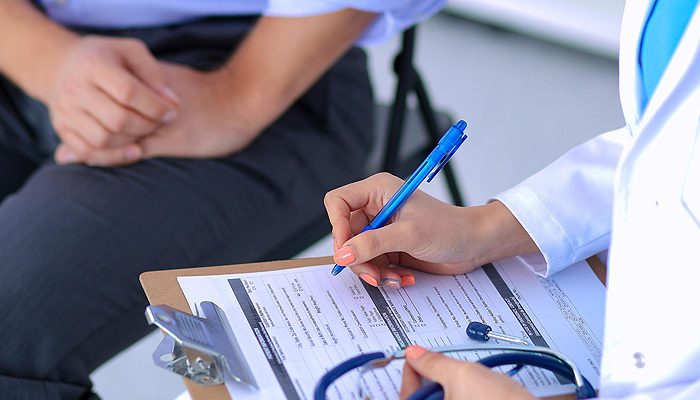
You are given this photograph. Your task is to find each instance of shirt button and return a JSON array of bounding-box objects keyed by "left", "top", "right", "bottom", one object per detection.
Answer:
[{"left": 633, "top": 352, "right": 646, "bottom": 368}]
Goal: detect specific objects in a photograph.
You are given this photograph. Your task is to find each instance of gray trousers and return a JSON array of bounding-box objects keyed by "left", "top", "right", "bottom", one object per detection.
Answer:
[{"left": 0, "top": 17, "right": 373, "bottom": 400}]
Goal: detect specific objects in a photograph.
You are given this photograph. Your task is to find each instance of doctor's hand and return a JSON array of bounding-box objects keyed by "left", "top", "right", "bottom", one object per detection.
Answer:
[
  {"left": 400, "top": 346, "right": 536, "bottom": 400},
  {"left": 323, "top": 173, "right": 538, "bottom": 288},
  {"left": 50, "top": 36, "right": 179, "bottom": 166}
]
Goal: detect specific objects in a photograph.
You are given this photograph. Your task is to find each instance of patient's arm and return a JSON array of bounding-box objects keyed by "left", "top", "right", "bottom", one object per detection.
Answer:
[
  {"left": 0, "top": 0, "right": 79, "bottom": 101},
  {"left": 217, "top": 10, "right": 377, "bottom": 139},
  {"left": 131, "top": 10, "right": 378, "bottom": 161}
]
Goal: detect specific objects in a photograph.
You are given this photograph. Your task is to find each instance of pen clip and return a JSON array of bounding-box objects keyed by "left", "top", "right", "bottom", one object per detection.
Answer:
[{"left": 427, "top": 134, "right": 467, "bottom": 182}]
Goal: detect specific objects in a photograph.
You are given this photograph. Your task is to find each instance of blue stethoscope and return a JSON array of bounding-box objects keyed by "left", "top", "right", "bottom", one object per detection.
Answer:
[{"left": 314, "top": 322, "right": 596, "bottom": 400}]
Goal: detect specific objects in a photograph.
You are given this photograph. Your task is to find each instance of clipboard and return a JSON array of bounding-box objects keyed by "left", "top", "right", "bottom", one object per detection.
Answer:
[{"left": 140, "top": 256, "right": 606, "bottom": 400}]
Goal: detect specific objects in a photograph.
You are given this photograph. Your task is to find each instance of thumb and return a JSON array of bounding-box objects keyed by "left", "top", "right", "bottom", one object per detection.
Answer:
[
  {"left": 118, "top": 40, "right": 180, "bottom": 106},
  {"left": 403, "top": 346, "right": 466, "bottom": 385},
  {"left": 139, "top": 131, "right": 182, "bottom": 159},
  {"left": 334, "top": 222, "right": 411, "bottom": 266}
]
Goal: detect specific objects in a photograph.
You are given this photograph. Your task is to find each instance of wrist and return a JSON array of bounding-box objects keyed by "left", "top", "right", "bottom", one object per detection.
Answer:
[
  {"left": 26, "top": 33, "right": 81, "bottom": 103},
  {"left": 209, "top": 67, "right": 277, "bottom": 140},
  {"left": 467, "top": 201, "right": 539, "bottom": 266},
  {"left": 4, "top": 6, "right": 81, "bottom": 103}
]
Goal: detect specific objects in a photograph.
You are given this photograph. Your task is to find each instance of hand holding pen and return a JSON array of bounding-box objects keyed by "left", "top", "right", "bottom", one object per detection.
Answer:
[{"left": 323, "top": 121, "right": 539, "bottom": 289}]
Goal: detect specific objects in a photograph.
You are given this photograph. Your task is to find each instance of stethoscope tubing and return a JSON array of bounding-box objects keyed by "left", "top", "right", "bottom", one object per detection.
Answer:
[
  {"left": 314, "top": 345, "right": 595, "bottom": 400},
  {"left": 478, "top": 352, "right": 596, "bottom": 399},
  {"left": 313, "top": 351, "right": 385, "bottom": 400}
]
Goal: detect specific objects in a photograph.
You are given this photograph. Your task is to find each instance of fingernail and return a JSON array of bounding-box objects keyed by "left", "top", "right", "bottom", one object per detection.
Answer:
[
  {"left": 125, "top": 146, "right": 142, "bottom": 161},
  {"left": 335, "top": 246, "right": 356, "bottom": 265},
  {"left": 158, "top": 85, "right": 180, "bottom": 105},
  {"left": 60, "top": 151, "right": 77, "bottom": 164},
  {"left": 405, "top": 346, "right": 427, "bottom": 360},
  {"left": 359, "top": 273, "right": 378, "bottom": 287},
  {"left": 162, "top": 109, "right": 177, "bottom": 123},
  {"left": 333, "top": 237, "right": 339, "bottom": 252},
  {"left": 401, "top": 275, "right": 416, "bottom": 287},
  {"left": 380, "top": 278, "right": 401, "bottom": 289}
]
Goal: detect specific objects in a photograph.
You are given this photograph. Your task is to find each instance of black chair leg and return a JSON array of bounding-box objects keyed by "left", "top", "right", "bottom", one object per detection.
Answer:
[
  {"left": 382, "top": 27, "right": 467, "bottom": 206},
  {"left": 413, "top": 72, "right": 466, "bottom": 207},
  {"left": 382, "top": 28, "right": 416, "bottom": 175}
]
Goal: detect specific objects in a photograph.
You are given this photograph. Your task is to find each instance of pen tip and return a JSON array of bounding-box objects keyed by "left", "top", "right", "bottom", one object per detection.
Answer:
[
  {"left": 454, "top": 120, "right": 467, "bottom": 131},
  {"left": 331, "top": 265, "right": 344, "bottom": 276}
]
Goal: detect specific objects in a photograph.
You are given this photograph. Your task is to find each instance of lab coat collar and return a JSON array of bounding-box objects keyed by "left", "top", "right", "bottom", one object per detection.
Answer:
[{"left": 623, "top": 0, "right": 700, "bottom": 128}]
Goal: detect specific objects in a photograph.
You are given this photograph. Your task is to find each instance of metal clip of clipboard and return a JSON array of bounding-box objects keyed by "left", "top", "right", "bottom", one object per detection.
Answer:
[{"left": 145, "top": 301, "right": 257, "bottom": 389}]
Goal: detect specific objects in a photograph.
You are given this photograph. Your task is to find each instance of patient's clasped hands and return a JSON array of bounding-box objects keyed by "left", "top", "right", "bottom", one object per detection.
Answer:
[{"left": 47, "top": 36, "right": 254, "bottom": 166}]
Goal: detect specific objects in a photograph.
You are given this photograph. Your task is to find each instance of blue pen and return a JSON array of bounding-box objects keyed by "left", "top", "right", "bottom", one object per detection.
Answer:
[{"left": 331, "top": 120, "right": 468, "bottom": 276}]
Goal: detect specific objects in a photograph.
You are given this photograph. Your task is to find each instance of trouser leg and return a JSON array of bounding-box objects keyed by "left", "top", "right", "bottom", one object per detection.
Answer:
[
  {"left": 0, "top": 74, "right": 54, "bottom": 200},
  {"left": 0, "top": 145, "right": 38, "bottom": 200}
]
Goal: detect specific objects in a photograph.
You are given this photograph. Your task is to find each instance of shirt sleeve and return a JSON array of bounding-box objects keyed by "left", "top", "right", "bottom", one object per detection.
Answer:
[
  {"left": 263, "top": 0, "right": 446, "bottom": 45},
  {"left": 492, "top": 127, "right": 630, "bottom": 277}
]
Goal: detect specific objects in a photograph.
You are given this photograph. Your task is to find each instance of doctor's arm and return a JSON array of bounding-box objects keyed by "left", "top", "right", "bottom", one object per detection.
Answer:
[
  {"left": 324, "top": 128, "right": 629, "bottom": 287},
  {"left": 324, "top": 172, "right": 540, "bottom": 287},
  {"left": 493, "top": 127, "right": 629, "bottom": 276}
]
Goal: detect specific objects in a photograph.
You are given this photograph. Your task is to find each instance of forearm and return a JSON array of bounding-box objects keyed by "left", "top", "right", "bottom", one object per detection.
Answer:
[
  {"left": 0, "top": 0, "right": 79, "bottom": 102},
  {"left": 212, "top": 9, "right": 377, "bottom": 137}
]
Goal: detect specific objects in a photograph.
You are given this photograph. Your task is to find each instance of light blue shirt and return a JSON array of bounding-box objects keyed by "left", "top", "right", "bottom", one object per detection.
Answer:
[
  {"left": 38, "top": 0, "right": 445, "bottom": 45},
  {"left": 639, "top": 0, "right": 699, "bottom": 110}
]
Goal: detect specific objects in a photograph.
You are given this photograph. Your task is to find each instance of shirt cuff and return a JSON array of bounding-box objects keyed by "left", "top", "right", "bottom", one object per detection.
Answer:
[{"left": 493, "top": 185, "right": 576, "bottom": 277}]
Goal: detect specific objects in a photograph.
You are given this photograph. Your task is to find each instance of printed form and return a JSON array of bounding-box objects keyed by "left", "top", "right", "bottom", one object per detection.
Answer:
[{"left": 178, "top": 258, "right": 605, "bottom": 399}]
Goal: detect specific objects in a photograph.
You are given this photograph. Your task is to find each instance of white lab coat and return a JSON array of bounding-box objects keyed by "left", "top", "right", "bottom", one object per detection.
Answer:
[{"left": 496, "top": 1, "right": 700, "bottom": 398}]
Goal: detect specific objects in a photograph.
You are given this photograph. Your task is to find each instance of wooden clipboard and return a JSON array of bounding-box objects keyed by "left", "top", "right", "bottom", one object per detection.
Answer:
[{"left": 140, "top": 256, "right": 606, "bottom": 400}]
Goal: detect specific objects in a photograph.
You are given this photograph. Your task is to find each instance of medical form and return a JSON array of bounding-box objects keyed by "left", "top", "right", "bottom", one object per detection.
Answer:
[{"left": 178, "top": 257, "right": 605, "bottom": 399}]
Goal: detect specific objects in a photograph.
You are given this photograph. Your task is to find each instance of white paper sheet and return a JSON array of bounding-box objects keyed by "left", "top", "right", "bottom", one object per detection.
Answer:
[{"left": 177, "top": 258, "right": 605, "bottom": 399}]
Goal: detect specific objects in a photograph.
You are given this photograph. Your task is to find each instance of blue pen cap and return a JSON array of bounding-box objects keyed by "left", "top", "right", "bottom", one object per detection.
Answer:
[
  {"left": 427, "top": 120, "right": 468, "bottom": 182},
  {"left": 437, "top": 120, "right": 467, "bottom": 147},
  {"left": 435, "top": 120, "right": 467, "bottom": 156}
]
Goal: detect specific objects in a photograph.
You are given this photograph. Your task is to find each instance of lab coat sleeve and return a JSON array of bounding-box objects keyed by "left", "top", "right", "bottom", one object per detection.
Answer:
[
  {"left": 492, "top": 127, "right": 630, "bottom": 277},
  {"left": 263, "top": 0, "right": 445, "bottom": 45}
]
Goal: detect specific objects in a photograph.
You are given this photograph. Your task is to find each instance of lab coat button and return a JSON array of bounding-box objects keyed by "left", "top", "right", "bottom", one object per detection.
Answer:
[{"left": 633, "top": 352, "right": 645, "bottom": 368}]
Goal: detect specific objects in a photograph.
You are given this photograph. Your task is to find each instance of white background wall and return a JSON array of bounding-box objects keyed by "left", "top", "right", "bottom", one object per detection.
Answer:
[{"left": 446, "top": 0, "right": 626, "bottom": 58}]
